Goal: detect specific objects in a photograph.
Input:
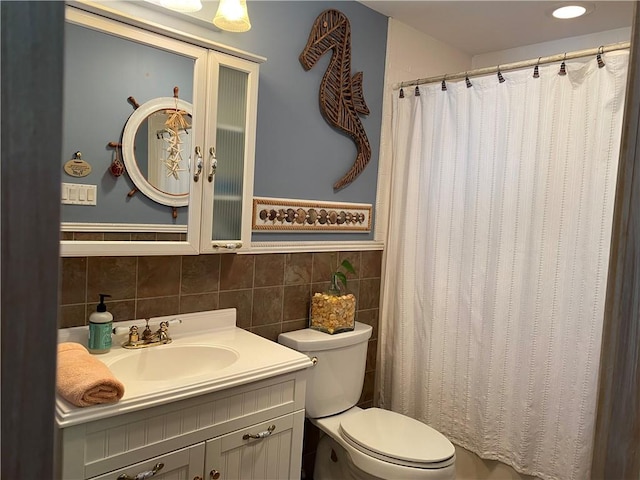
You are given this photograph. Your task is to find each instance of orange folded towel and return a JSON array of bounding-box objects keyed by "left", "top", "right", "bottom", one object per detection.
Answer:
[{"left": 56, "top": 342, "right": 125, "bottom": 407}]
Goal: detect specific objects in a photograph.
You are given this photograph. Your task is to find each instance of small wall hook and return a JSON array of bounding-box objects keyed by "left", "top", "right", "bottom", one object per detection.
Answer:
[
  {"left": 533, "top": 57, "right": 541, "bottom": 78},
  {"left": 597, "top": 46, "right": 606, "bottom": 68}
]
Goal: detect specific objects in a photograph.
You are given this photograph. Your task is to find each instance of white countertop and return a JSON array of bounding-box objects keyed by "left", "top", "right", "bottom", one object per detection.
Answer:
[{"left": 56, "top": 309, "right": 312, "bottom": 428}]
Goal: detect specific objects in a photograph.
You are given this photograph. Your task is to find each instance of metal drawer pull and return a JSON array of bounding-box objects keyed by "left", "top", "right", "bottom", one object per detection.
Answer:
[
  {"left": 213, "top": 242, "right": 242, "bottom": 250},
  {"left": 243, "top": 424, "right": 276, "bottom": 440},
  {"left": 117, "top": 462, "right": 164, "bottom": 480}
]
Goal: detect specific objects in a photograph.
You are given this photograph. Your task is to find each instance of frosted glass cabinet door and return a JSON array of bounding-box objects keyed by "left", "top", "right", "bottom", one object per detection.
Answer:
[
  {"left": 204, "top": 412, "right": 304, "bottom": 480},
  {"left": 200, "top": 53, "right": 259, "bottom": 253},
  {"left": 88, "top": 443, "right": 205, "bottom": 480}
]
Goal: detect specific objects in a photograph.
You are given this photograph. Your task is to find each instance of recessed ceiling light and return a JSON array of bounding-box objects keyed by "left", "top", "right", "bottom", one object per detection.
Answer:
[{"left": 551, "top": 3, "right": 593, "bottom": 19}]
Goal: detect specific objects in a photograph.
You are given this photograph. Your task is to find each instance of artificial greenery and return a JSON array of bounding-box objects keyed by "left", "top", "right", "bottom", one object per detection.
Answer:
[{"left": 329, "top": 258, "right": 356, "bottom": 292}]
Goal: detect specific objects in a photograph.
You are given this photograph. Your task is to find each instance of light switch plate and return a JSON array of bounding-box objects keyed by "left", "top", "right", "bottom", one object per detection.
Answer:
[{"left": 62, "top": 183, "right": 97, "bottom": 206}]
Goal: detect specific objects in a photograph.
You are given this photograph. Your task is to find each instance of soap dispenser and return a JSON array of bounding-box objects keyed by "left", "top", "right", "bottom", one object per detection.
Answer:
[{"left": 88, "top": 294, "right": 113, "bottom": 354}]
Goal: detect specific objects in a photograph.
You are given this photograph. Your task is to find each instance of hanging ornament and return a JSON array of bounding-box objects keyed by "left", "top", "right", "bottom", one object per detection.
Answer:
[
  {"left": 109, "top": 144, "right": 125, "bottom": 177},
  {"left": 64, "top": 151, "right": 92, "bottom": 178},
  {"left": 162, "top": 87, "right": 190, "bottom": 180}
]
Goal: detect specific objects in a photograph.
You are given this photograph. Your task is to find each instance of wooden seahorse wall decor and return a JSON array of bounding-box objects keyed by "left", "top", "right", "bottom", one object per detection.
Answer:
[{"left": 300, "top": 9, "right": 372, "bottom": 191}]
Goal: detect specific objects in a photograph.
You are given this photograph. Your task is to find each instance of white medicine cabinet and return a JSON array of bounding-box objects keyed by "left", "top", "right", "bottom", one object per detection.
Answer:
[{"left": 60, "top": 4, "right": 261, "bottom": 257}]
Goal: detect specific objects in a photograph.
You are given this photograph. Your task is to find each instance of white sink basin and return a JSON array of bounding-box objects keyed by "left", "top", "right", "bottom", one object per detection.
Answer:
[
  {"left": 107, "top": 344, "right": 239, "bottom": 382},
  {"left": 56, "top": 309, "right": 314, "bottom": 427}
]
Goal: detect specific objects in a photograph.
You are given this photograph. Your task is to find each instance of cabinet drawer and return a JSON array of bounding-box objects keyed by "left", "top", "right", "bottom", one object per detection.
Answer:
[
  {"left": 88, "top": 443, "right": 205, "bottom": 480},
  {"left": 205, "top": 410, "right": 305, "bottom": 480}
]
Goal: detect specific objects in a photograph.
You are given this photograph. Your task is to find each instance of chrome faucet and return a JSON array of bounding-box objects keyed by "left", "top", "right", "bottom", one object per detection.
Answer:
[{"left": 121, "top": 318, "right": 181, "bottom": 349}]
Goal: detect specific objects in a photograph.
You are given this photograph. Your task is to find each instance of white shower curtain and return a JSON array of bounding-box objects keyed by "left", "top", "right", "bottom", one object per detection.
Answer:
[{"left": 380, "top": 51, "right": 629, "bottom": 480}]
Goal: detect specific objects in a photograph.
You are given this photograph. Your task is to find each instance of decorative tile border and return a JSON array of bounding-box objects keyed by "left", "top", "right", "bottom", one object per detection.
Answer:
[{"left": 252, "top": 197, "right": 372, "bottom": 232}]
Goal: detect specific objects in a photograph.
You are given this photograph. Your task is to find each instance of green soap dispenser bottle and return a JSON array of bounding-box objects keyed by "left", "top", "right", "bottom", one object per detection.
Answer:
[{"left": 88, "top": 294, "right": 113, "bottom": 354}]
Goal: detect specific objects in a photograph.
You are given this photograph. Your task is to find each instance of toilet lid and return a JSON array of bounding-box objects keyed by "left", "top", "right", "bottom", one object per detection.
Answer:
[{"left": 339, "top": 408, "right": 455, "bottom": 467}]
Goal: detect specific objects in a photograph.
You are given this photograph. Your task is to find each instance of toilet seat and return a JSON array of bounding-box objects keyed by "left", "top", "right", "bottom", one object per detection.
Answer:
[{"left": 339, "top": 408, "right": 455, "bottom": 469}]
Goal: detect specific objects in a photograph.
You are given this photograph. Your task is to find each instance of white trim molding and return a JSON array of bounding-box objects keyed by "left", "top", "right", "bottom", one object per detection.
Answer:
[
  {"left": 61, "top": 222, "right": 187, "bottom": 233},
  {"left": 247, "top": 240, "right": 384, "bottom": 254}
]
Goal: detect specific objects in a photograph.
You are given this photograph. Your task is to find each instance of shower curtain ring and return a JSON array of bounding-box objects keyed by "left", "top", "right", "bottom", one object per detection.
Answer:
[
  {"left": 559, "top": 53, "right": 567, "bottom": 76},
  {"left": 497, "top": 66, "right": 505, "bottom": 83},
  {"left": 597, "top": 46, "right": 606, "bottom": 68},
  {"left": 533, "top": 57, "right": 541, "bottom": 78},
  {"left": 441, "top": 75, "right": 447, "bottom": 91},
  {"left": 465, "top": 72, "right": 473, "bottom": 88},
  {"left": 415, "top": 84, "right": 421, "bottom": 96}
]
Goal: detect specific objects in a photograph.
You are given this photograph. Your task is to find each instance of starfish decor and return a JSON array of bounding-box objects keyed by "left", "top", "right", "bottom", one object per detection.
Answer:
[{"left": 162, "top": 108, "right": 190, "bottom": 180}]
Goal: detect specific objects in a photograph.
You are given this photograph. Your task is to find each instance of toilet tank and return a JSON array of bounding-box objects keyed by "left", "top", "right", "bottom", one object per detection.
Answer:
[{"left": 278, "top": 322, "right": 373, "bottom": 418}]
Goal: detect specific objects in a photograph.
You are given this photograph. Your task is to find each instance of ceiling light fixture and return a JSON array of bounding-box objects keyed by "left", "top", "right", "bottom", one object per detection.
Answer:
[
  {"left": 551, "top": 3, "right": 593, "bottom": 19},
  {"left": 213, "top": 0, "right": 252, "bottom": 32}
]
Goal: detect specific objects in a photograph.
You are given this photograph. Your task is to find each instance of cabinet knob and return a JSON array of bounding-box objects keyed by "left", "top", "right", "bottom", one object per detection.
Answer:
[
  {"left": 210, "top": 470, "right": 221, "bottom": 479},
  {"left": 117, "top": 462, "right": 164, "bottom": 480}
]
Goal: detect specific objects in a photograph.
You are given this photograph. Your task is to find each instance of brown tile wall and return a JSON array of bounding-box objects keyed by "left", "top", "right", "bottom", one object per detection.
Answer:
[{"left": 59, "top": 249, "right": 381, "bottom": 404}]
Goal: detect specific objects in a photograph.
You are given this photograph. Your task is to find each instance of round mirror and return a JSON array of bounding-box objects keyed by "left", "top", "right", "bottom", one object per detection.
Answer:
[{"left": 122, "top": 97, "right": 193, "bottom": 207}]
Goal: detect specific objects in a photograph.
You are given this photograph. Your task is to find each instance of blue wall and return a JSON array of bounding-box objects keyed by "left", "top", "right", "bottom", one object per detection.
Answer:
[
  {"left": 63, "top": 1, "right": 388, "bottom": 241},
  {"left": 62, "top": 23, "right": 193, "bottom": 225},
  {"left": 222, "top": 2, "right": 387, "bottom": 242}
]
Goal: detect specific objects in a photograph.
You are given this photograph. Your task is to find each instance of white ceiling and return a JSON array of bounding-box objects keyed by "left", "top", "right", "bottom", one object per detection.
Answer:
[{"left": 358, "top": 1, "right": 634, "bottom": 55}]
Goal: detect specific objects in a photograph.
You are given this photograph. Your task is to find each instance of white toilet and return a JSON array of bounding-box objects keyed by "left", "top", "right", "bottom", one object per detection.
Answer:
[{"left": 278, "top": 322, "right": 456, "bottom": 480}]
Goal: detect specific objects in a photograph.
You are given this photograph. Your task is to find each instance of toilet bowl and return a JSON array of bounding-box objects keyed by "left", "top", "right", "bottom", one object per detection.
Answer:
[
  {"left": 278, "top": 322, "right": 456, "bottom": 480},
  {"left": 312, "top": 406, "right": 455, "bottom": 480}
]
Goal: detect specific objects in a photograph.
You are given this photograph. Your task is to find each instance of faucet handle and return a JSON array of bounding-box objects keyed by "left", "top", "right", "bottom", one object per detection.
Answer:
[{"left": 112, "top": 325, "right": 131, "bottom": 335}]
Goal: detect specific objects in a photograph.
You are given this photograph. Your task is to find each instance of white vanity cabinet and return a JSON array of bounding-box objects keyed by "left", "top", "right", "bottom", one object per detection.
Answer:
[
  {"left": 60, "top": 372, "right": 306, "bottom": 480},
  {"left": 61, "top": 5, "right": 261, "bottom": 257}
]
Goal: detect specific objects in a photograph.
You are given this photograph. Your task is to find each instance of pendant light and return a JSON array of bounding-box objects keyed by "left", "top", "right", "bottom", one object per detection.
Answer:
[{"left": 213, "top": 0, "right": 252, "bottom": 32}]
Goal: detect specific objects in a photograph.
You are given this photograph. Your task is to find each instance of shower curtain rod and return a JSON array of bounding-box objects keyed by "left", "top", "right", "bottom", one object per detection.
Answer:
[{"left": 394, "top": 41, "right": 630, "bottom": 89}]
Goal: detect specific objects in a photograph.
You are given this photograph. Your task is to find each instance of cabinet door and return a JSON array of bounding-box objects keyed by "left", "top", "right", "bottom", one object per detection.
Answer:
[
  {"left": 61, "top": 6, "right": 207, "bottom": 257},
  {"left": 199, "top": 52, "right": 259, "bottom": 253},
  {"left": 88, "top": 443, "right": 205, "bottom": 480},
  {"left": 204, "top": 411, "right": 304, "bottom": 480}
]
